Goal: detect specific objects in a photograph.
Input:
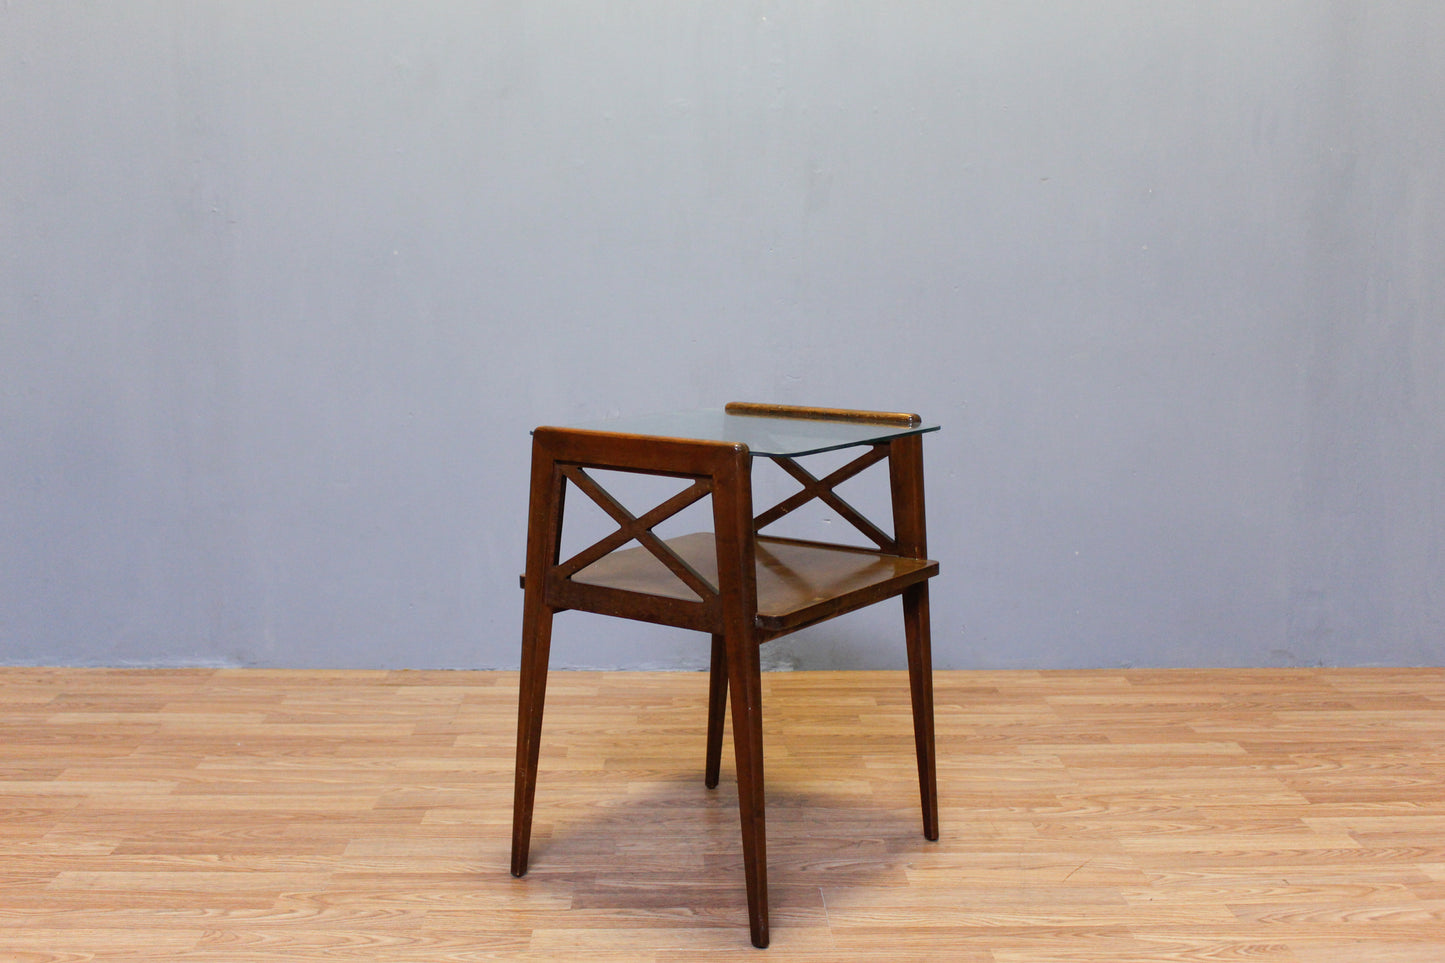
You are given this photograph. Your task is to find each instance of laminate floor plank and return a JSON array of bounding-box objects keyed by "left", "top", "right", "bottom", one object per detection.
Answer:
[{"left": 1, "top": 667, "right": 1443, "bottom": 960}]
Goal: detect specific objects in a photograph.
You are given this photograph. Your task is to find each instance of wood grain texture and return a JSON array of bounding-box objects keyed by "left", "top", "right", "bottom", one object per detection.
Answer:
[
  {"left": 571, "top": 532, "right": 937, "bottom": 633},
  {"left": 723, "top": 402, "right": 921, "bottom": 426},
  {"left": 2, "top": 667, "right": 1444, "bottom": 960}
]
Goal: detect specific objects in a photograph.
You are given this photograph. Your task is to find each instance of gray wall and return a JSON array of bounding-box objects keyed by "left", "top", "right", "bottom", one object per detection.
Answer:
[{"left": 3, "top": 2, "right": 1442, "bottom": 670}]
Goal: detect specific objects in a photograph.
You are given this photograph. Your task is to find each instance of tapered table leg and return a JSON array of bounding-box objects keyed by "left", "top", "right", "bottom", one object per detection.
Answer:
[
  {"left": 903, "top": 582, "right": 938, "bottom": 840},
  {"left": 725, "top": 629, "right": 769, "bottom": 948},
  {"left": 510, "top": 597, "right": 555, "bottom": 877},
  {"left": 512, "top": 438, "right": 567, "bottom": 878},
  {"left": 705, "top": 633, "right": 728, "bottom": 789},
  {"left": 890, "top": 431, "right": 939, "bottom": 841}
]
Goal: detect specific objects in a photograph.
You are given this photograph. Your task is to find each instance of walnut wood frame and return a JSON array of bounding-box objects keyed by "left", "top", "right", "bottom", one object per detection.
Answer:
[{"left": 510, "top": 405, "right": 939, "bottom": 948}]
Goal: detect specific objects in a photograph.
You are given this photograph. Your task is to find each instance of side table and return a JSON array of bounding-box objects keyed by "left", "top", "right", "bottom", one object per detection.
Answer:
[{"left": 510, "top": 402, "right": 941, "bottom": 948}]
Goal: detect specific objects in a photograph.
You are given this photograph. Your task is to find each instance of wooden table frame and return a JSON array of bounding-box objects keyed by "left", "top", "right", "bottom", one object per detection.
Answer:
[{"left": 510, "top": 403, "right": 940, "bottom": 948}]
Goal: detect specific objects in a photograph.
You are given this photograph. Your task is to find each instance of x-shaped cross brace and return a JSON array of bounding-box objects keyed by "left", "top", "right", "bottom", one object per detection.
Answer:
[
  {"left": 554, "top": 466, "right": 719, "bottom": 603},
  {"left": 752, "top": 444, "right": 896, "bottom": 552}
]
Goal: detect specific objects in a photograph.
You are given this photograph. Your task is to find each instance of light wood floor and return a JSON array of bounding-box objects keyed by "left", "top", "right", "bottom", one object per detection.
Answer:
[{"left": 1, "top": 667, "right": 1443, "bottom": 961}]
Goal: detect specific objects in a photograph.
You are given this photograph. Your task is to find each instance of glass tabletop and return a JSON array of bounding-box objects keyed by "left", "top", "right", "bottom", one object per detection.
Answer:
[{"left": 560, "top": 407, "right": 940, "bottom": 458}]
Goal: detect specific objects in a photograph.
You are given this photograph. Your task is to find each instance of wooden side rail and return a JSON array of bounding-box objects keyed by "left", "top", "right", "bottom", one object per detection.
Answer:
[{"left": 725, "top": 401, "right": 921, "bottom": 427}]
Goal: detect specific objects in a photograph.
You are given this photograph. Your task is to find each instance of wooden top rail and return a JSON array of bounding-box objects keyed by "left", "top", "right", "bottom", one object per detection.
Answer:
[{"left": 724, "top": 402, "right": 921, "bottom": 427}]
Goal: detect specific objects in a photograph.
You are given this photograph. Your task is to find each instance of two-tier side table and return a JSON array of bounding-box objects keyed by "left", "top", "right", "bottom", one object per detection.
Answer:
[{"left": 510, "top": 402, "right": 941, "bottom": 948}]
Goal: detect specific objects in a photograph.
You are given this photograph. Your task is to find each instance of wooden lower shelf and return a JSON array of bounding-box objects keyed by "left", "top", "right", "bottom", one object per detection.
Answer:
[{"left": 571, "top": 532, "right": 937, "bottom": 635}]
